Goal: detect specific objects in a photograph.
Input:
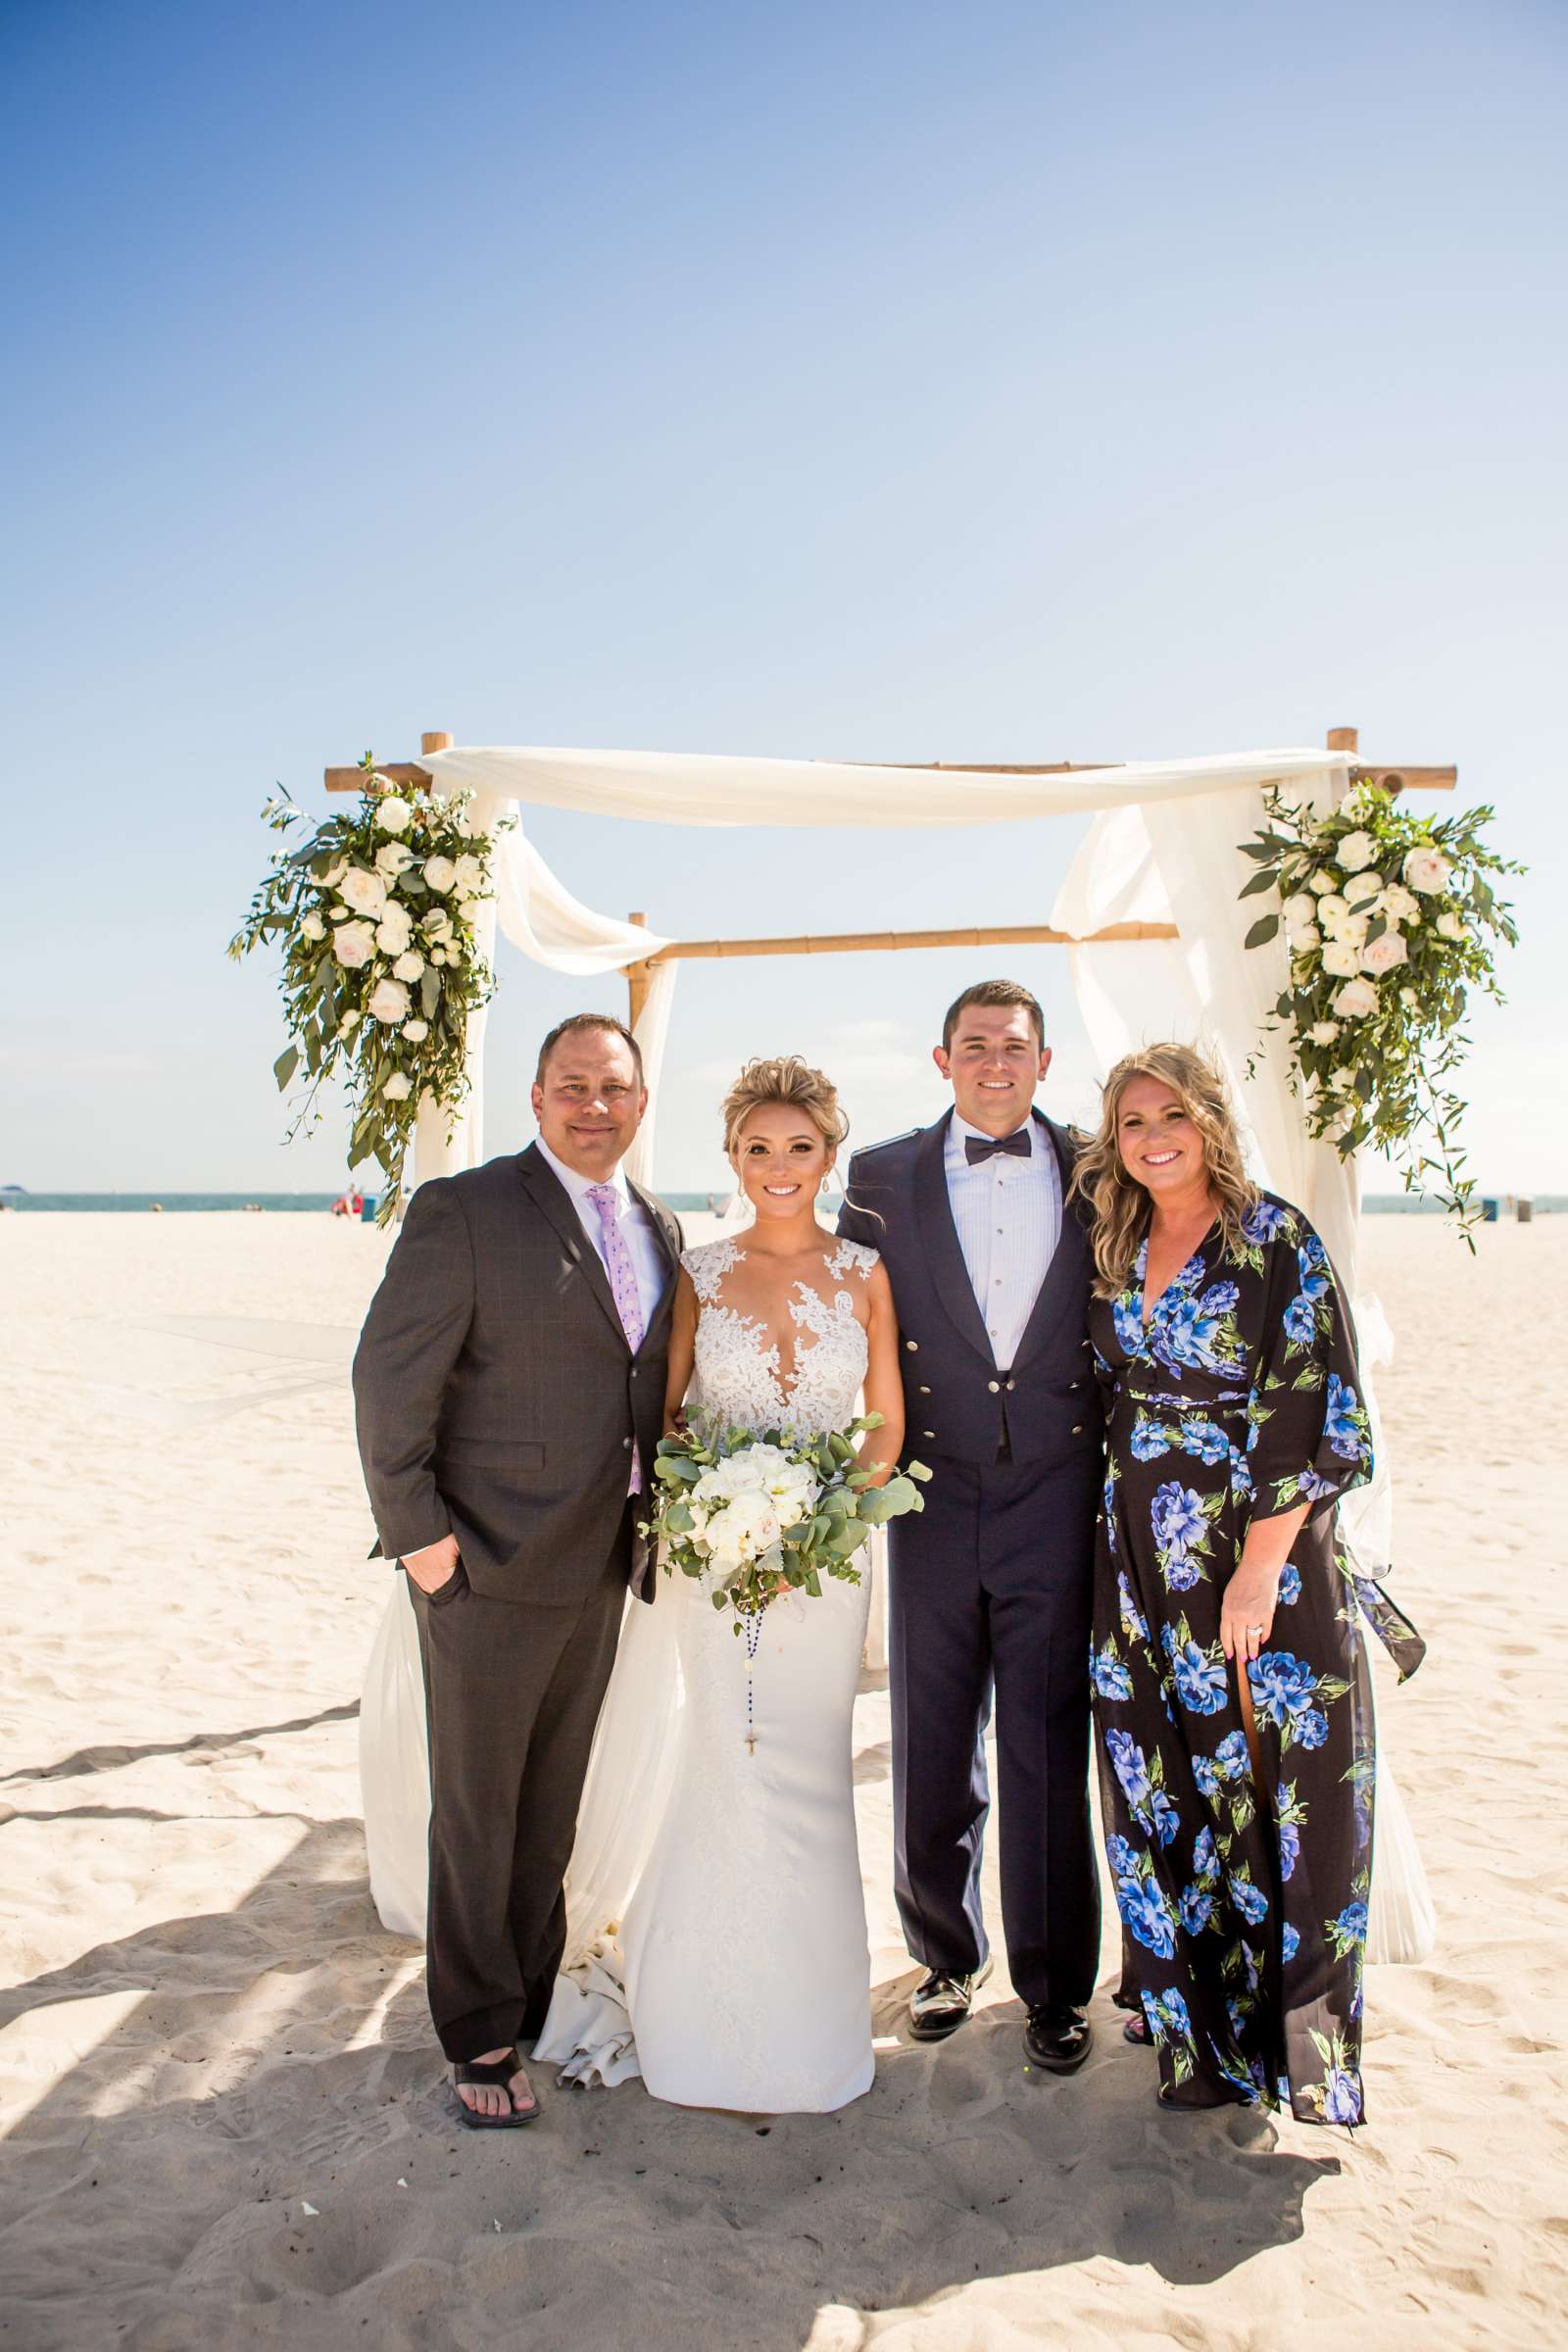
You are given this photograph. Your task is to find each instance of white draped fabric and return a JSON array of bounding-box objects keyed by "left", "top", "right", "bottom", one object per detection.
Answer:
[{"left": 363, "top": 734, "right": 1430, "bottom": 1969}]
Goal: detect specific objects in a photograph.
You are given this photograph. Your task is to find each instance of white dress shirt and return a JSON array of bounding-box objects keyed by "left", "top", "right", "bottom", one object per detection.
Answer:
[
  {"left": 535, "top": 1137, "right": 668, "bottom": 1333},
  {"left": 944, "top": 1110, "right": 1062, "bottom": 1368}
]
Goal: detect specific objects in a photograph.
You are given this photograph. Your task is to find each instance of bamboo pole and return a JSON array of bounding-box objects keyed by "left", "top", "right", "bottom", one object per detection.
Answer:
[
  {"left": 625, "top": 913, "right": 655, "bottom": 1031},
  {"left": 644, "top": 918, "right": 1179, "bottom": 967}
]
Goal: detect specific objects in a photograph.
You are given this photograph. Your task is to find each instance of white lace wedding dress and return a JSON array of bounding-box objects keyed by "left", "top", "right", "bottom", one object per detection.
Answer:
[{"left": 532, "top": 1234, "right": 878, "bottom": 2111}]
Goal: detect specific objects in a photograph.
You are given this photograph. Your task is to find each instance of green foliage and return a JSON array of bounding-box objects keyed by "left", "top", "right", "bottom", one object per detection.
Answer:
[
  {"left": 228, "top": 757, "right": 513, "bottom": 1223},
  {"left": 1239, "top": 780, "right": 1522, "bottom": 1238}
]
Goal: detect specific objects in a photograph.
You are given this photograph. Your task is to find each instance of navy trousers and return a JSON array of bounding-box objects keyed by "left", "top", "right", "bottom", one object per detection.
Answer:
[{"left": 888, "top": 1454, "right": 1101, "bottom": 2011}]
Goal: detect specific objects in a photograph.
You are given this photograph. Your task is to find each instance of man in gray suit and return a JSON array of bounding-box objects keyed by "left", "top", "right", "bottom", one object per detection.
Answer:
[{"left": 354, "top": 1014, "right": 682, "bottom": 2128}]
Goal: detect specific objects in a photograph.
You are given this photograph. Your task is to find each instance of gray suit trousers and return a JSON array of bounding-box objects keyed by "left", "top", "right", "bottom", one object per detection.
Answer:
[{"left": 409, "top": 1505, "right": 631, "bottom": 2062}]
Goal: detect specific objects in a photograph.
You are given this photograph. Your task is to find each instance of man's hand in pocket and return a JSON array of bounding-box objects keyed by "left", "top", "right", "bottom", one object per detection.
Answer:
[{"left": 403, "top": 1535, "right": 461, "bottom": 1595}]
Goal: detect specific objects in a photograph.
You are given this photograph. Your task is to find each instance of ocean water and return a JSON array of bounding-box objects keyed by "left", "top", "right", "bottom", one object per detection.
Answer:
[{"left": 3, "top": 1190, "right": 1558, "bottom": 1215}]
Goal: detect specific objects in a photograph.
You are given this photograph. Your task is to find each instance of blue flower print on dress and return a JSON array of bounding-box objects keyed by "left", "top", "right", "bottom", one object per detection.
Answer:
[
  {"left": 1192, "top": 1826, "right": 1219, "bottom": 1886},
  {"left": 1167, "top": 1634, "right": 1229, "bottom": 1716},
  {"left": 1178, "top": 1417, "right": 1231, "bottom": 1465},
  {"left": 1131, "top": 1416, "right": 1174, "bottom": 1462},
  {"left": 1105, "top": 1729, "right": 1152, "bottom": 1819},
  {"left": 1215, "top": 1731, "right": 1251, "bottom": 1781},
  {"left": 1105, "top": 1834, "right": 1141, "bottom": 1880},
  {"left": 1278, "top": 1562, "right": 1302, "bottom": 1606},
  {"left": 1284, "top": 1293, "right": 1317, "bottom": 1348},
  {"left": 1227, "top": 1870, "right": 1269, "bottom": 1925},
  {"left": 1152, "top": 1483, "right": 1207, "bottom": 1553},
  {"left": 1193, "top": 1752, "right": 1221, "bottom": 1800},
  {"left": 1297, "top": 1234, "right": 1330, "bottom": 1301},
  {"left": 1297, "top": 1706, "right": 1330, "bottom": 1750},
  {"left": 1228, "top": 1446, "right": 1254, "bottom": 1502},
  {"left": 1112, "top": 1289, "right": 1144, "bottom": 1356},
  {"left": 1281, "top": 1922, "right": 1301, "bottom": 1963},
  {"left": 1322, "top": 2066, "right": 1362, "bottom": 2125},
  {"left": 1179, "top": 1884, "right": 1213, "bottom": 1935},
  {"left": 1242, "top": 1199, "right": 1292, "bottom": 1246},
  {"left": 1249, "top": 1651, "right": 1317, "bottom": 1727},
  {"left": 1151, "top": 1788, "right": 1181, "bottom": 1847},
  {"left": 1090, "top": 1642, "right": 1133, "bottom": 1701},
  {"left": 1279, "top": 1818, "right": 1300, "bottom": 1879},
  {"left": 1117, "top": 1570, "right": 1150, "bottom": 1644},
  {"left": 1327, "top": 1897, "right": 1369, "bottom": 1960},
  {"left": 1117, "top": 1869, "right": 1178, "bottom": 1959},
  {"left": 1324, "top": 1373, "right": 1367, "bottom": 1463},
  {"left": 1154, "top": 1280, "right": 1245, "bottom": 1380}
]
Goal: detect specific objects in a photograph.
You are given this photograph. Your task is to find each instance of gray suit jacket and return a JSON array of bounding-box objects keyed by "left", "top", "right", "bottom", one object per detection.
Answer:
[{"left": 353, "top": 1146, "right": 683, "bottom": 1604}]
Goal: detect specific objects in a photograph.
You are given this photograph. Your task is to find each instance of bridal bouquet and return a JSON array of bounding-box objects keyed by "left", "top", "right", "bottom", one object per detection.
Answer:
[{"left": 646, "top": 1415, "right": 931, "bottom": 1625}]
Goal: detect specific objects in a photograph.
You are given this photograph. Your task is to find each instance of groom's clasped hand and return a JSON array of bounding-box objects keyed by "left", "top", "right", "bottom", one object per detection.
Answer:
[{"left": 354, "top": 979, "right": 1105, "bottom": 2127}]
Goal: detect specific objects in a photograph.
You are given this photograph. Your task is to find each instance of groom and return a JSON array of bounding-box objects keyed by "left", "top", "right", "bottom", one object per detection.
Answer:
[
  {"left": 353, "top": 1013, "right": 681, "bottom": 2127},
  {"left": 839, "top": 980, "right": 1102, "bottom": 2073}
]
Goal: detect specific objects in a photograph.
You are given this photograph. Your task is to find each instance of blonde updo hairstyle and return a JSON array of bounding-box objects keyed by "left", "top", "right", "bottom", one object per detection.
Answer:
[
  {"left": 721, "top": 1054, "right": 850, "bottom": 1165},
  {"left": 1071, "top": 1042, "right": 1258, "bottom": 1298}
]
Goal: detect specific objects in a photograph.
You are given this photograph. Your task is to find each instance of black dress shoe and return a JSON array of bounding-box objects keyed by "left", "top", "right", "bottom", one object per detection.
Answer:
[
  {"left": 1023, "top": 2004, "right": 1094, "bottom": 2073},
  {"left": 908, "top": 1956, "right": 994, "bottom": 2042}
]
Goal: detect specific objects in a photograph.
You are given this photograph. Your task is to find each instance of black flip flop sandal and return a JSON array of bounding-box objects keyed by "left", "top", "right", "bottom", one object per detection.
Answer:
[
  {"left": 452, "top": 2047, "right": 541, "bottom": 2130},
  {"left": 1122, "top": 2012, "right": 1152, "bottom": 2046}
]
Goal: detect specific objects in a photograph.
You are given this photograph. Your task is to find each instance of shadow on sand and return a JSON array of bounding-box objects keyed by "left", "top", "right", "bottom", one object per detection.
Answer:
[{"left": 0, "top": 1814, "right": 1340, "bottom": 2352}]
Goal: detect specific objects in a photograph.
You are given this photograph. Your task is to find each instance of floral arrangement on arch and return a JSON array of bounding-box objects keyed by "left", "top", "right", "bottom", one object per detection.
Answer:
[
  {"left": 228, "top": 758, "right": 510, "bottom": 1221},
  {"left": 1238, "top": 780, "right": 1520, "bottom": 1228}
]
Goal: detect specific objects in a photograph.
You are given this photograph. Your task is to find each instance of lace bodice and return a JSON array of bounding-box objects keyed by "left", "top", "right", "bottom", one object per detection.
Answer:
[{"left": 683, "top": 1234, "right": 879, "bottom": 1440}]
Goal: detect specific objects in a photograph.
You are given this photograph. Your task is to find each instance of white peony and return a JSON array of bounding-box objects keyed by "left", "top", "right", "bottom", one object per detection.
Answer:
[
  {"left": 1360, "top": 931, "right": 1408, "bottom": 975},
  {"left": 375, "top": 840, "right": 414, "bottom": 879},
  {"left": 375, "top": 910, "right": 415, "bottom": 956},
  {"left": 1291, "top": 924, "right": 1322, "bottom": 951},
  {"left": 1379, "top": 882, "right": 1419, "bottom": 922},
  {"left": 1402, "top": 845, "right": 1453, "bottom": 895},
  {"left": 382, "top": 1070, "right": 414, "bottom": 1100},
  {"left": 1336, "top": 829, "right": 1377, "bottom": 872},
  {"left": 453, "top": 853, "right": 486, "bottom": 897},
  {"left": 422, "top": 906, "right": 454, "bottom": 939},
  {"left": 299, "top": 910, "right": 326, "bottom": 942},
  {"left": 367, "top": 977, "right": 411, "bottom": 1025},
  {"left": 1283, "top": 892, "right": 1317, "bottom": 928},
  {"left": 392, "top": 950, "right": 426, "bottom": 982},
  {"left": 1332, "top": 976, "right": 1380, "bottom": 1020},
  {"left": 1308, "top": 869, "right": 1339, "bottom": 896},
  {"left": 1320, "top": 940, "right": 1360, "bottom": 978},
  {"left": 402, "top": 1018, "right": 429, "bottom": 1043},
  {"left": 1317, "top": 893, "right": 1350, "bottom": 930},
  {"left": 1343, "top": 869, "right": 1383, "bottom": 907},
  {"left": 1339, "top": 908, "right": 1370, "bottom": 945},
  {"left": 1437, "top": 910, "right": 1468, "bottom": 941},
  {"left": 694, "top": 1450, "right": 772, "bottom": 1507},
  {"left": 422, "top": 856, "right": 457, "bottom": 894},
  {"left": 706, "top": 1491, "right": 783, "bottom": 1568},
  {"left": 332, "top": 919, "right": 376, "bottom": 968},
  {"left": 339, "top": 866, "right": 388, "bottom": 918},
  {"left": 1309, "top": 1019, "right": 1340, "bottom": 1045},
  {"left": 375, "top": 795, "right": 413, "bottom": 834}
]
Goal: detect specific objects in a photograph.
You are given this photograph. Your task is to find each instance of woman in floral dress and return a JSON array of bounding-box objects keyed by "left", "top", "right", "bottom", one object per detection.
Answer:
[{"left": 1075, "top": 1044, "right": 1385, "bottom": 2125}]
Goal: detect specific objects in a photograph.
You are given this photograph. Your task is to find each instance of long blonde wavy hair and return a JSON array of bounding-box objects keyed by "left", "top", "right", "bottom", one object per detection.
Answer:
[{"left": 1071, "top": 1043, "right": 1259, "bottom": 1298}]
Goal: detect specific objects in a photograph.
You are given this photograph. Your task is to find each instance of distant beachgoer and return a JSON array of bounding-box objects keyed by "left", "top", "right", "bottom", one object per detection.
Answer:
[{"left": 1075, "top": 1042, "right": 1420, "bottom": 2123}]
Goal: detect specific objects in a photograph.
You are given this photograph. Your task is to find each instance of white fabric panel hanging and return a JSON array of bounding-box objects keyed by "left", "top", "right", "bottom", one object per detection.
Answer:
[
  {"left": 623, "top": 958, "right": 679, "bottom": 1192},
  {"left": 417, "top": 743, "right": 1351, "bottom": 831}
]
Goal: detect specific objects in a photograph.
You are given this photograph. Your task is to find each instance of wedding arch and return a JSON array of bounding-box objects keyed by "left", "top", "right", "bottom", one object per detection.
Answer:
[{"left": 323, "top": 720, "right": 1455, "bottom": 1589}]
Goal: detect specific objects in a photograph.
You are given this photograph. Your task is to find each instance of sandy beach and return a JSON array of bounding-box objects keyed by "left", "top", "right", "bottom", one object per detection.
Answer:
[{"left": 2, "top": 1207, "right": 1565, "bottom": 2350}]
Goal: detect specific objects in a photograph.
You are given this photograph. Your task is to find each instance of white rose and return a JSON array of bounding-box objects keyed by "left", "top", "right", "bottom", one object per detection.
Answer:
[
  {"left": 375, "top": 840, "right": 414, "bottom": 878},
  {"left": 422, "top": 907, "right": 454, "bottom": 939},
  {"left": 375, "top": 795, "right": 413, "bottom": 834},
  {"left": 1339, "top": 908, "right": 1369, "bottom": 945},
  {"left": 706, "top": 1491, "right": 782, "bottom": 1568},
  {"left": 1343, "top": 869, "right": 1383, "bottom": 907},
  {"left": 1332, "top": 976, "right": 1380, "bottom": 1020},
  {"left": 339, "top": 866, "right": 389, "bottom": 918},
  {"left": 332, "top": 919, "right": 376, "bottom": 969},
  {"left": 375, "top": 910, "right": 415, "bottom": 956},
  {"left": 392, "top": 950, "right": 425, "bottom": 982},
  {"left": 1317, "top": 893, "right": 1350, "bottom": 930},
  {"left": 695, "top": 1452, "right": 770, "bottom": 1506},
  {"left": 1309, "top": 1019, "right": 1340, "bottom": 1045},
  {"left": 1282, "top": 892, "right": 1316, "bottom": 928},
  {"left": 1378, "top": 882, "right": 1419, "bottom": 922},
  {"left": 1437, "top": 910, "right": 1468, "bottom": 941},
  {"left": 402, "top": 1018, "right": 429, "bottom": 1043},
  {"left": 1402, "top": 845, "right": 1452, "bottom": 895},
  {"left": 367, "top": 977, "right": 411, "bottom": 1024},
  {"left": 1360, "top": 931, "right": 1408, "bottom": 975},
  {"left": 382, "top": 1070, "right": 414, "bottom": 1101},
  {"left": 453, "top": 854, "right": 485, "bottom": 897},
  {"left": 1308, "top": 870, "right": 1339, "bottom": 896},
  {"left": 422, "top": 856, "right": 457, "bottom": 894},
  {"left": 1291, "top": 924, "right": 1321, "bottom": 951},
  {"left": 1320, "top": 940, "right": 1360, "bottom": 978},
  {"left": 1336, "top": 829, "right": 1376, "bottom": 872},
  {"left": 299, "top": 910, "right": 326, "bottom": 942}
]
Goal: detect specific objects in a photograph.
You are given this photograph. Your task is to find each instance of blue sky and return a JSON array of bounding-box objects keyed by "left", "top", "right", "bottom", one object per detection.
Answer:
[{"left": 7, "top": 0, "right": 1564, "bottom": 1195}]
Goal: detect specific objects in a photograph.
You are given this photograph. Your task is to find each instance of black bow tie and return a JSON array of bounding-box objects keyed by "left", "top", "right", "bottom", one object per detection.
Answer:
[{"left": 965, "top": 1128, "right": 1031, "bottom": 1164}]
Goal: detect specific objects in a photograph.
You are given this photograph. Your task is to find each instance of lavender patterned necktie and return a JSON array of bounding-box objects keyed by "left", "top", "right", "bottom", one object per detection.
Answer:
[{"left": 587, "top": 1183, "right": 646, "bottom": 1491}]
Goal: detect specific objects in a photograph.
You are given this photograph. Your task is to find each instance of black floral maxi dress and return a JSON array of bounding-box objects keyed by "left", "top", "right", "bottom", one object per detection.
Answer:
[{"left": 1089, "top": 1193, "right": 1396, "bottom": 2126}]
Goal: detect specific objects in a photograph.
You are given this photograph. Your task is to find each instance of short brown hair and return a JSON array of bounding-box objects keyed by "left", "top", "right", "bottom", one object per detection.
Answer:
[
  {"left": 535, "top": 1013, "right": 644, "bottom": 1088},
  {"left": 942, "top": 979, "right": 1045, "bottom": 1053},
  {"left": 720, "top": 1055, "right": 849, "bottom": 1157}
]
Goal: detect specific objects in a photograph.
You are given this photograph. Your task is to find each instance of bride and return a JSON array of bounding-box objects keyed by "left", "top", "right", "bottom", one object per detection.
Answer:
[{"left": 530, "top": 1053, "right": 905, "bottom": 2111}]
